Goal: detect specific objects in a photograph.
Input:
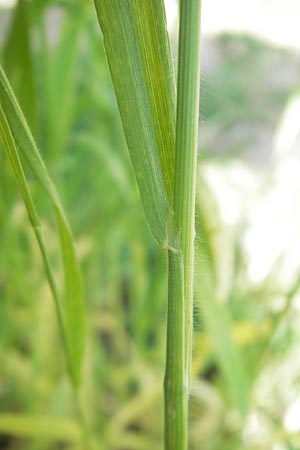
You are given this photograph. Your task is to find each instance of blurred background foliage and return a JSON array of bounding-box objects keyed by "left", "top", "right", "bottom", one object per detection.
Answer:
[{"left": 0, "top": 0, "right": 300, "bottom": 449}]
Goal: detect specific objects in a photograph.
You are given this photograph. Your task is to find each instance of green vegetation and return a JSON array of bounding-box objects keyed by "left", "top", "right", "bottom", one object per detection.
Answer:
[
  {"left": 94, "top": 2, "right": 201, "bottom": 448},
  {"left": 0, "top": 1, "right": 300, "bottom": 450}
]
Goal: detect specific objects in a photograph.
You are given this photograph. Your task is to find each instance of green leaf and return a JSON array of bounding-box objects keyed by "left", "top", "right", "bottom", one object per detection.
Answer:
[
  {"left": 195, "top": 268, "right": 249, "bottom": 416},
  {"left": 44, "top": 3, "right": 85, "bottom": 159},
  {"left": 195, "top": 178, "right": 249, "bottom": 416},
  {"left": 93, "top": 0, "right": 176, "bottom": 245},
  {"left": 3, "top": 0, "right": 37, "bottom": 132},
  {"left": 0, "top": 414, "right": 80, "bottom": 442},
  {"left": 0, "top": 65, "right": 85, "bottom": 386}
]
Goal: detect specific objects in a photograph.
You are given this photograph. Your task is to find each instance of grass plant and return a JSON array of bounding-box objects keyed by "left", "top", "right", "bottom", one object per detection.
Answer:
[
  {"left": 0, "top": 1, "right": 299, "bottom": 450},
  {"left": 94, "top": 1, "right": 202, "bottom": 447},
  {"left": 165, "top": 2, "right": 202, "bottom": 448}
]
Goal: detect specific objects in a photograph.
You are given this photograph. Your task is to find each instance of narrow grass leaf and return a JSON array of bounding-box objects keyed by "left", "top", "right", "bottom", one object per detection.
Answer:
[
  {"left": 195, "top": 182, "right": 249, "bottom": 416},
  {"left": 0, "top": 414, "right": 80, "bottom": 442},
  {"left": 93, "top": 0, "right": 176, "bottom": 245},
  {"left": 45, "top": 3, "right": 84, "bottom": 158},
  {"left": 3, "top": 0, "right": 36, "bottom": 131},
  {"left": 0, "top": 65, "right": 85, "bottom": 386},
  {"left": 195, "top": 262, "right": 249, "bottom": 416}
]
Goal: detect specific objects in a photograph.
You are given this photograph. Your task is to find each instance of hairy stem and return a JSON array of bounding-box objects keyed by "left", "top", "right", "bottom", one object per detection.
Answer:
[{"left": 164, "top": 1, "right": 202, "bottom": 448}]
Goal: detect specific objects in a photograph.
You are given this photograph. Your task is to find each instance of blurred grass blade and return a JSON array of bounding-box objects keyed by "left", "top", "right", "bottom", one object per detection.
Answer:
[
  {"left": 93, "top": 0, "right": 176, "bottom": 245},
  {"left": 195, "top": 183, "right": 249, "bottom": 416},
  {"left": 0, "top": 65, "right": 85, "bottom": 386},
  {"left": 45, "top": 4, "right": 84, "bottom": 158},
  {"left": 0, "top": 414, "right": 80, "bottom": 442},
  {"left": 195, "top": 264, "right": 249, "bottom": 416},
  {"left": 3, "top": 0, "right": 36, "bottom": 131}
]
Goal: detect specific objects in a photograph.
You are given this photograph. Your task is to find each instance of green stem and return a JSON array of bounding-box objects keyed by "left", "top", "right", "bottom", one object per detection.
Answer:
[{"left": 164, "top": 1, "right": 201, "bottom": 449}]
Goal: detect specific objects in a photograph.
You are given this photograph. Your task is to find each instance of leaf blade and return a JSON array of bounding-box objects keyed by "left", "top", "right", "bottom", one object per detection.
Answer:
[
  {"left": 195, "top": 179, "right": 249, "bottom": 416},
  {"left": 0, "top": 65, "right": 85, "bottom": 386},
  {"left": 93, "top": 0, "right": 176, "bottom": 245},
  {"left": 3, "top": 0, "right": 37, "bottom": 131}
]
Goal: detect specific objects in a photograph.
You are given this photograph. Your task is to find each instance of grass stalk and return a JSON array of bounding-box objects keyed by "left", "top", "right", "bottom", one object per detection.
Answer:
[{"left": 164, "top": 1, "right": 202, "bottom": 449}]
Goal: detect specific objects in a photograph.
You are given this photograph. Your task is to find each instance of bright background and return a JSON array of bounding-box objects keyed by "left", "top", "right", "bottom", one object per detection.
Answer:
[{"left": 0, "top": 1, "right": 300, "bottom": 449}]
